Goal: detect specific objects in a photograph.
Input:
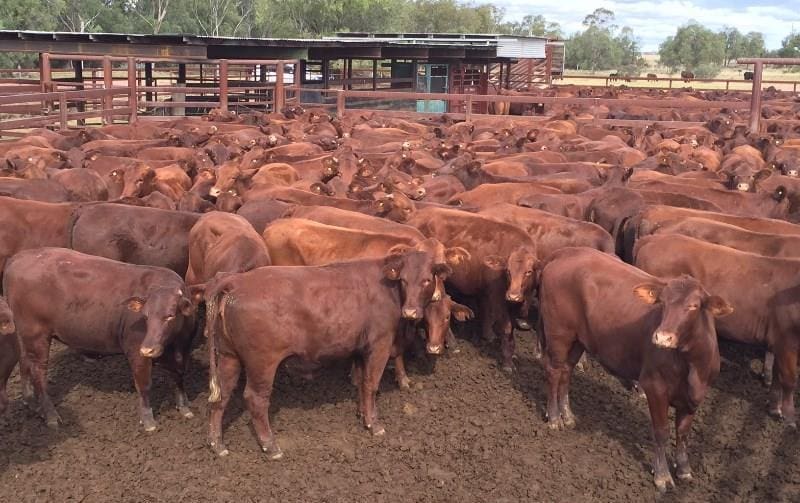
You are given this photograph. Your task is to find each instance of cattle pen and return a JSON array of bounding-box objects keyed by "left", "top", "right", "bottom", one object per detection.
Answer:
[
  {"left": 1, "top": 31, "right": 799, "bottom": 136},
  {"left": 2, "top": 29, "right": 800, "bottom": 503}
]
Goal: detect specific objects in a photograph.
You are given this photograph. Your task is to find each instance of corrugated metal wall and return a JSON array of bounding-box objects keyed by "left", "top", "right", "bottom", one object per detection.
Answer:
[{"left": 496, "top": 38, "right": 546, "bottom": 59}]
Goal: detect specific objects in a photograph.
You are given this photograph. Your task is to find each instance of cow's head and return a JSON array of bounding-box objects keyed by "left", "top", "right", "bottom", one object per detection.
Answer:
[
  {"left": 633, "top": 275, "right": 732, "bottom": 350},
  {"left": 485, "top": 247, "right": 538, "bottom": 303},
  {"left": 383, "top": 248, "right": 439, "bottom": 321},
  {"left": 725, "top": 165, "right": 772, "bottom": 192},
  {"left": 422, "top": 295, "right": 474, "bottom": 355},
  {"left": 0, "top": 297, "right": 15, "bottom": 336},
  {"left": 114, "top": 164, "right": 156, "bottom": 198},
  {"left": 374, "top": 191, "right": 416, "bottom": 222},
  {"left": 414, "top": 238, "right": 470, "bottom": 300},
  {"left": 128, "top": 287, "right": 194, "bottom": 358}
]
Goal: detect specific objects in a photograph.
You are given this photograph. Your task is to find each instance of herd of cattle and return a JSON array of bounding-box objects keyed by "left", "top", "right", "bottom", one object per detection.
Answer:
[{"left": 0, "top": 88, "right": 799, "bottom": 492}]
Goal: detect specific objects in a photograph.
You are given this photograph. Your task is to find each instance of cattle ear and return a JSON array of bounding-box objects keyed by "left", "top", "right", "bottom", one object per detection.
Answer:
[
  {"left": 125, "top": 297, "right": 146, "bottom": 313},
  {"left": 706, "top": 296, "right": 734, "bottom": 318},
  {"left": 483, "top": 255, "right": 506, "bottom": 271},
  {"left": 445, "top": 246, "right": 470, "bottom": 267},
  {"left": 187, "top": 285, "right": 206, "bottom": 305},
  {"left": 773, "top": 185, "right": 787, "bottom": 202},
  {"left": 237, "top": 168, "right": 259, "bottom": 182},
  {"left": 632, "top": 283, "right": 663, "bottom": 304},
  {"left": 382, "top": 257, "right": 403, "bottom": 281},
  {"left": 753, "top": 169, "right": 773, "bottom": 183},
  {"left": 179, "top": 297, "right": 194, "bottom": 317},
  {"left": 451, "top": 302, "right": 475, "bottom": 322}
]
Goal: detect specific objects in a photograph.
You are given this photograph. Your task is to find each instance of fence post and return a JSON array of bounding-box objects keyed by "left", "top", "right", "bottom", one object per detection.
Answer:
[
  {"left": 336, "top": 90, "right": 345, "bottom": 117},
  {"left": 127, "top": 57, "right": 137, "bottom": 124},
  {"left": 274, "top": 61, "right": 285, "bottom": 113},
  {"left": 59, "top": 93, "right": 67, "bottom": 130},
  {"left": 748, "top": 61, "right": 764, "bottom": 133},
  {"left": 40, "top": 52, "right": 51, "bottom": 115},
  {"left": 219, "top": 60, "right": 229, "bottom": 112},
  {"left": 103, "top": 56, "right": 112, "bottom": 124},
  {"left": 592, "top": 98, "right": 600, "bottom": 126},
  {"left": 465, "top": 94, "right": 473, "bottom": 121}
]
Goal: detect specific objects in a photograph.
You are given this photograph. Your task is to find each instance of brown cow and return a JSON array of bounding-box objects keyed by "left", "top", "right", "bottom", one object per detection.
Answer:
[
  {"left": 0, "top": 296, "right": 16, "bottom": 415},
  {"left": 634, "top": 234, "right": 800, "bottom": 427},
  {"left": 2, "top": 248, "right": 195, "bottom": 430},
  {"left": 186, "top": 212, "right": 270, "bottom": 285},
  {"left": 539, "top": 247, "right": 731, "bottom": 490},
  {"left": 198, "top": 249, "right": 444, "bottom": 457},
  {"left": 406, "top": 207, "right": 538, "bottom": 370},
  {"left": 0, "top": 197, "right": 79, "bottom": 288},
  {"left": 70, "top": 203, "right": 201, "bottom": 276}
]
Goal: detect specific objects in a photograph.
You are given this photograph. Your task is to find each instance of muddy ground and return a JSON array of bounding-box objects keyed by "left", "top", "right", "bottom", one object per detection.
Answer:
[{"left": 1, "top": 330, "right": 799, "bottom": 502}]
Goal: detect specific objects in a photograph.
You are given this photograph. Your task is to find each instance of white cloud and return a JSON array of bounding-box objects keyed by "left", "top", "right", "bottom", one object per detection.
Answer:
[{"left": 495, "top": 0, "right": 799, "bottom": 51}]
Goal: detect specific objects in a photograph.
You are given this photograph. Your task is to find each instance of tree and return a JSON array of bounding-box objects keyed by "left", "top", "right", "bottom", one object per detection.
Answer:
[
  {"left": 498, "top": 14, "right": 562, "bottom": 39},
  {"left": 659, "top": 22, "right": 726, "bottom": 76},
  {"left": 776, "top": 32, "right": 800, "bottom": 58},
  {"left": 564, "top": 9, "right": 644, "bottom": 72},
  {"left": 192, "top": 0, "right": 252, "bottom": 37}
]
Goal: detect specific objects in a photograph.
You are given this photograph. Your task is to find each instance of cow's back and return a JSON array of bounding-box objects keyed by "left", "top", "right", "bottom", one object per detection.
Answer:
[{"left": 71, "top": 203, "right": 200, "bottom": 275}]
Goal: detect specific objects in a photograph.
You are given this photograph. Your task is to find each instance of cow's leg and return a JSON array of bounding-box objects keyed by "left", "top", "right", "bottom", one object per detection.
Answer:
[
  {"left": 675, "top": 407, "right": 695, "bottom": 482},
  {"left": 544, "top": 334, "right": 569, "bottom": 430},
  {"left": 0, "top": 335, "right": 19, "bottom": 415},
  {"left": 129, "top": 354, "right": 157, "bottom": 431},
  {"left": 769, "top": 346, "right": 798, "bottom": 427},
  {"left": 495, "top": 305, "right": 515, "bottom": 372},
  {"left": 208, "top": 353, "right": 240, "bottom": 457},
  {"left": 24, "top": 331, "right": 60, "bottom": 427},
  {"left": 643, "top": 385, "right": 674, "bottom": 491},
  {"left": 242, "top": 359, "right": 282, "bottom": 459},
  {"left": 763, "top": 351, "right": 774, "bottom": 387},
  {"left": 361, "top": 341, "right": 392, "bottom": 436},
  {"left": 352, "top": 357, "right": 365, "bottom": 417},
  {"left": 394, "top": 354, "right": 410, "bottom": 390},
  {"left": 558, "top": 343, "right": 583, "bottom": 428},
  {"left": 159, "top": 346, "right": 193, "bottom": 419}
]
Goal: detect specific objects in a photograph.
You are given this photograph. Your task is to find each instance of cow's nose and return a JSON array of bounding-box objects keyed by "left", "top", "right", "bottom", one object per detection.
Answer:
[
  {"left": 788, "top": 170, "right": 799, "bottom": 178},
  {"left": 736, "top": 183, "right": 750, "bottom": 192},
  {"left": 506, "top": 293, "right": 523, "bottom": 302},
  {"left": 652, "top": 331, "right": 679, "bottom": 349},
  {"left": 402, "top": 308, "right": 419, "bottom": 319},
  {"left": 426, "top": 344, "right": 444, "bottom": 355},
  {"left": 209, "top": 187, "right": 221, "bottom": 197},
  {"left": 140, "top": 346, "right": 163, "bottom": 358},
  {"left": 416, "top": 188, "right": 426, "bottom": 198}
]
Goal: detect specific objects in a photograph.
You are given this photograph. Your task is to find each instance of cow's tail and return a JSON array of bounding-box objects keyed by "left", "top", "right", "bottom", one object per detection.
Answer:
[{"left": 204, "top": 278, "right": 231, "bottom": 403}]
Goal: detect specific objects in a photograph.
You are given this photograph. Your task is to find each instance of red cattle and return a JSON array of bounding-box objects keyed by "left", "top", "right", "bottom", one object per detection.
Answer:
[
  {"left": 539, "top": 247, "right": 730, "bottom": 490},
  {"left": 0, "top": 296, "right": 16, "bottom": 415},
  {"left": 186, "top": 212, "right": 271, "bottom": 285},
  {"left": 2, "top": 248, "right": 195, "bottom": 430},
  {"left": 634, "top": 234, "right": 800, "bottom": 427},
  {"left": 197, "top": 249, "right": 443, "bottom": 457}
]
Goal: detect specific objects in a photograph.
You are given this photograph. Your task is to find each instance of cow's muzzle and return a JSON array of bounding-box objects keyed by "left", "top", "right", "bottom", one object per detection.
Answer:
[{"left": 652, "top": 331, "right": 679, "bottom": 349}]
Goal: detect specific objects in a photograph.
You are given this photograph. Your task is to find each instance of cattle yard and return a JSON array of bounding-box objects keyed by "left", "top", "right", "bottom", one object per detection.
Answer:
[{"left": 1, "top": 30, "right": 800, "bottom": 503}]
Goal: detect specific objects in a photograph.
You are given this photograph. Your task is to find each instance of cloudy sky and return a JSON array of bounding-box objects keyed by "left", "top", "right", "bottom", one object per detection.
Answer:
[{"left": 496, "top": 0, "right": 799, "bottom": 51}]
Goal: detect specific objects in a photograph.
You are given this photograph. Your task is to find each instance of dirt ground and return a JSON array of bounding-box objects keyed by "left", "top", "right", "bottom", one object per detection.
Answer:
[{"left": 1, "top": 328, "right": 799, "bottom": 503}]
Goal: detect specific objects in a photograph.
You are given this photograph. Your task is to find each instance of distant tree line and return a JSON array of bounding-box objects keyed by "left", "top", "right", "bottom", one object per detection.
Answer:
[{"left": 0, "top": 0, "right": 796, "bottom": 76}]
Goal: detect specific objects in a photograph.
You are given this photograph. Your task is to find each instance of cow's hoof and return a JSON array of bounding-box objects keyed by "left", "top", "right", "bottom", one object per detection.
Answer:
[
  {"left": 178, "top": 406, "right": 194, "bottom": 419},
  {"left": 368, "top": 423, "right": 386, "bottom": 436},
  {"left": 562, "top": 416, "right": 576, "bottom": 429},
  {"left": 262, "top": 444, "right": 283, "bottom": 460},
  {"left": 398, "top": 377, "right": 411, "bottom": 390},
  {"left": 141, "top": 415, "right": 157, "bottom": 432},
  {"left": 515, "top": 318, "right": 531, "bottom": 330},
  {"left": 547, "top": 418, "right": 563, "bottom": 430},
  {"left": 654, "top": 473, "right": 675, "bottom": 492},
  {"left": 45, "top": 414, "right": 62, "bottom": 429},
  {"left": 210, "top": 441, "right": 229, "bottom": 457},
  {"left": 768, "top": 407, "right": 783, "bottom": 420},
  {"left": 501, "top": 363, "right": 515, "bottom": 374},
  {"left": 676, "top": 470, "right": 693, "bottom": 482},
  {"left": 786, "top": 418, "right": 798, "bottom": 429}
]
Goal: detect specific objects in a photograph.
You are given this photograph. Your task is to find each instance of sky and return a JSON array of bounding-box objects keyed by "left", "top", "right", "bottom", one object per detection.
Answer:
[{"left": 496, "top": 0, "right": 800, "bottom": 52}]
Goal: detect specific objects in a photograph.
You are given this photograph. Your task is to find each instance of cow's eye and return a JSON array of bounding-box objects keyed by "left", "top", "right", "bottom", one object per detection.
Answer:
[
  {"left": 422, "top": 279, "right": 431, "bottom": 286},
  {"left": 525, "top": 270, "right": 533, "bottom": 276},
  {"left": 687, "top": 304, "right": 699, "bottom": 311},
  {"left": 136, "top": 180, "right": 143, "bottom": 186},
  {"left": 165, "top": 315, "right": 175, "bottom": 321},
  {"left": 228, "top": 189, "right": 237, "bottom": 195}
]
